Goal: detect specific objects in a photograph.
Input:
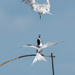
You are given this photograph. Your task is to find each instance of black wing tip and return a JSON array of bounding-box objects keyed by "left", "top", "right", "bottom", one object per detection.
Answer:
[{"left": 58, "top": 41, "right": 64, "bottom": 43}]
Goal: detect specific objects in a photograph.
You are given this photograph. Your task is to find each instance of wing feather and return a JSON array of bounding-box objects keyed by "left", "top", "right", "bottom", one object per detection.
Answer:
[
  {"left": 41, "top": 41, "right": 64, "bottom": 49},
  {"left": 22, "top": 0, "right": 36, "bottom": 6},
  {"left": 19, "top": 44, "right": 38, "bottom": 49}
]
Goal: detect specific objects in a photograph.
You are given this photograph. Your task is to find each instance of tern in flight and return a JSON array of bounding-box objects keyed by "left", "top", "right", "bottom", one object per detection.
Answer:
[
  {"left": 19, "top": 35, "right": 63, "bottom": 65},
  {"left": 21, "top": 0, "right": 52, "bottom": 19}
]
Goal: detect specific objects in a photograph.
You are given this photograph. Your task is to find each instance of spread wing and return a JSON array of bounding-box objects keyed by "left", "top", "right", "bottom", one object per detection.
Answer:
[
  {"left": 22, "top": 0, "right": 36, "bottom": 6},
  {"left": 19, "top": 44, "right": 38, "bottom": 49},
  {"left": 22, "top": 0, "right": 37, "bottom": 12},
  {"left": 45, "top": 0, "right": 50, "bottom": 11},
  {"left": 40, "top": 41, "right": 64, "bottom": 49}
]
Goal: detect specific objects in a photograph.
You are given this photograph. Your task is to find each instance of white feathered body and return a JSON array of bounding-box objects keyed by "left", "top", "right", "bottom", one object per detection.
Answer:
[
  {"left": 22, "top": 0, "right": 52, "bottom": 15},
  {"left": 31, "top": 3, "right": 50, "bottom": 14}
]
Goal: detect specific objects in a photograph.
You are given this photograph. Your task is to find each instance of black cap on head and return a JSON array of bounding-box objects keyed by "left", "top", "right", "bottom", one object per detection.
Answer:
[{"left": 37, "top": 34, "right": 41, "bottom": 45}]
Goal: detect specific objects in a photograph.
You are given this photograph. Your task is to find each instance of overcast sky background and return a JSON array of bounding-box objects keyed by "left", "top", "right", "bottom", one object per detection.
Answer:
[{"left": 0, "top": 0, "right": 75, "bottom": 75}]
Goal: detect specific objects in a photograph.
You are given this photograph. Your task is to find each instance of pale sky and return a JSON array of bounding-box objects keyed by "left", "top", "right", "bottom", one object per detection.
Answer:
[{"left": 0, "top": 0, "right": 75, "bottom": 75}]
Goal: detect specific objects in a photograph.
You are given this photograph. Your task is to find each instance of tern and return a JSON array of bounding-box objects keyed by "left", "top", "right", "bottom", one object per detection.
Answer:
[
  {"left": 19, "top": 35, "right": 64, "bottom": 65},
  {"left": 21, "top": 0, "right": 52, "bottom": 19}
]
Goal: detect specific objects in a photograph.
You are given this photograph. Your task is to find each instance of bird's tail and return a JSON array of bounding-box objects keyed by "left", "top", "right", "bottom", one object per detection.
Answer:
[{"left": 32, "top": 53, "right": 46, "bottom": 65}]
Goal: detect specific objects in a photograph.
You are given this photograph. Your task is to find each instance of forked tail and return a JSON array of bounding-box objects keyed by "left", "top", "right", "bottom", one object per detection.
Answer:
[{"left": 32, "top": 53, "right": 46, "bottom": 65}]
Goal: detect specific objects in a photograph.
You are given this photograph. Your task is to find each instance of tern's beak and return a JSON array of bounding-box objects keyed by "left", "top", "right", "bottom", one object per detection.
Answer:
[
  {"left": 38, "top": 34, "right": 41, "bottom": 38},
  {"left": 39, "top": 12, "right": 42, "bottom": 19},
  {"left": 40, "top": 16, "right": 41, "bottom": 19}
]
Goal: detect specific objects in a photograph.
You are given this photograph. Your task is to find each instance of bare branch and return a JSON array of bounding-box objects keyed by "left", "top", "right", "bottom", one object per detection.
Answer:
[{"left": 0, "top": 54, "right": 55, "bottom": 66}]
